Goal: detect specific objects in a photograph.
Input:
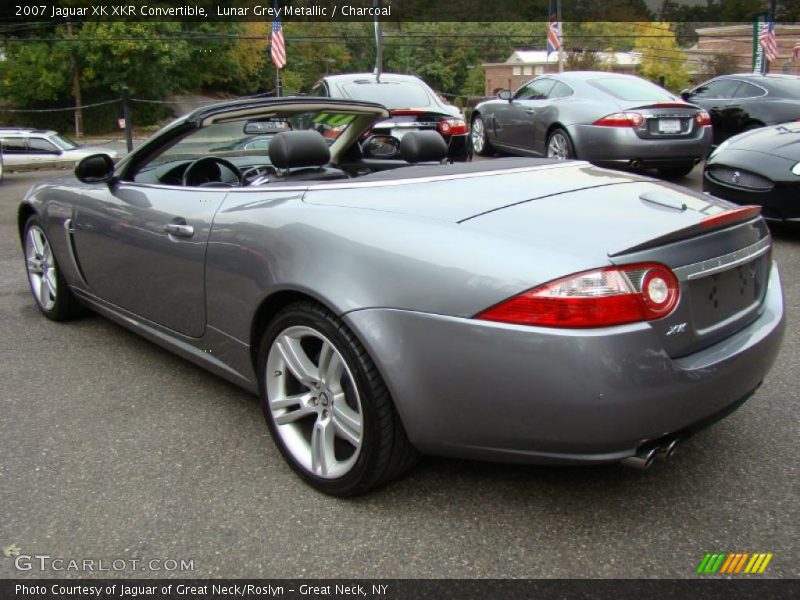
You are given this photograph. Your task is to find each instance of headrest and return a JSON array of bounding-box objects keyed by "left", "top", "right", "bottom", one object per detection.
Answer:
[
  {"left": 399, "top": 130, "right": 449, "bottom": 163},
  {"left": 268, "top": 130, "right": 331, "bottom": 169}
]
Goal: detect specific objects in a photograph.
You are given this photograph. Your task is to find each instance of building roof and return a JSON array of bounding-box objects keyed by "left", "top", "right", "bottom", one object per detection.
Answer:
[{"left": 484, "top": 50, "right": 641, "bottom": 68}]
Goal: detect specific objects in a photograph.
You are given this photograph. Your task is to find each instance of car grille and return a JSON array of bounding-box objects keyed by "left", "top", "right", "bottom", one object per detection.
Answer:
[
  {"left": 707, "top": 166, "right": 774, "bottom": 191},
  {"left": 687, "top": 252, "right": 770, "bottom": 332}
]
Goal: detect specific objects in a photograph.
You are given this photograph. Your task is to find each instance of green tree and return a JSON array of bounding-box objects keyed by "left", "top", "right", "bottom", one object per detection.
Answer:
[{"left": 632, "top": 22, "right": 689, "bottom": 91}]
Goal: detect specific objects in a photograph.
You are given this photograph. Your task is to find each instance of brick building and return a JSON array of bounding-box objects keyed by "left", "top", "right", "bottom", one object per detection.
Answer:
[
  {"left": 482, "top": 50, "right": 640, "bottom": 96},
  {"left": 687, "top": 23, "right": 800, "bottom": 79}
]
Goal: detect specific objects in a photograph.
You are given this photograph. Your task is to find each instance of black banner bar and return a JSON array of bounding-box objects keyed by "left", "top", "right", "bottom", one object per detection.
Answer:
[
  {"left": 2, "top": 0, "right": 800, "bottom": 23},
  {"left": 2, "top": 579, "right": 800, "bottom": 600}
]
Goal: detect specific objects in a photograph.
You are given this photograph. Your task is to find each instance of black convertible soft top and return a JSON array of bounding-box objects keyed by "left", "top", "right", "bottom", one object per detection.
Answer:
[{"left": 351, "top": 157, "right": 566, "bottom": 182}]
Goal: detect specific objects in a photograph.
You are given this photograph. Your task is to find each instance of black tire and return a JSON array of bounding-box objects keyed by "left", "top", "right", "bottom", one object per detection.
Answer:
[
  {"left": 657, "top": 163, "right": 696, "bottom": 179},
  {"left": 470, "top": 114, "right": 494, "bottom": 156},
  {"left": 546, "top": 128, "right": 576, "bottom": 160},
  {"left": 23, "top": 215, "right": 87, "bottom": 321},
  {"left": 258, "top": 301, "right": 419, "bottom": 496}
]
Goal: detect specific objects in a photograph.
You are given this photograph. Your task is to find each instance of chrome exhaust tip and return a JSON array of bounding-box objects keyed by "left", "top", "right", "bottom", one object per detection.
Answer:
[
  {"left": 620, "top": 447, "right": 656, "bottom": 470},
  {"left": 655, "top": 438, "right": 679, "bottom": 462}
]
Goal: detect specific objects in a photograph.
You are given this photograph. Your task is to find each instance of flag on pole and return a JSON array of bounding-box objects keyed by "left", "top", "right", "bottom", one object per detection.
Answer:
[
  {"left": 271, "top": 14, "right": 286, "bottom": 69},
  {"left": 546, "top": 0, "right": 562, "bottom": 56},
  {"left": 758, "top": 21, "right": 778, "bottom": 62},
  {"left": 792, "top": 39, "right": 800, "bottom": 62}
]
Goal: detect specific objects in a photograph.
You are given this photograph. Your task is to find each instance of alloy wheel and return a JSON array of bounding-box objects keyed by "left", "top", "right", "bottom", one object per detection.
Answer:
[
  {"left": 471, "top": 118, "right": 486, "bottom": 154},
  {"left": 25, "top": 225, "right": 57, "bottom": 311},
  {"left": 265, "top": 325, "right": 363, "bottom": 479},
  {"left": 547, "top": 132, "right": 571, "bottom": 160}
]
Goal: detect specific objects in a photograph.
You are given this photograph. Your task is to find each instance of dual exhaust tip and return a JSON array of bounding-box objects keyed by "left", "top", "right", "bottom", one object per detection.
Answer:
[{"left": 621, "top": 438, "right": 679, "bottom": 470}]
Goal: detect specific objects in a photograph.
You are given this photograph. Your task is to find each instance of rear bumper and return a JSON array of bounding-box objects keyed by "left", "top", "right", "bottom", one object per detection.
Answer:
[
  {"left": 345, "top": 263, "right": 784, "bottom": 464},
  {"left": 568, "top": 124, "right": 712, "bottom": 167}
]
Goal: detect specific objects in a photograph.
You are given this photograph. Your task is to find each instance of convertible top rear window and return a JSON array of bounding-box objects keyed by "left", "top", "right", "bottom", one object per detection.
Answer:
[{"left": 588, "top": 78, "right": 677, "bottom": 102}]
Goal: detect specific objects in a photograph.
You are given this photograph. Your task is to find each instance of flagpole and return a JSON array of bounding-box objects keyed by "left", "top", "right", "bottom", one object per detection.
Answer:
[
  {"left": 276, "top": 67, "right": 281, "bottom": 97},
  {"left": 557, "top": 0, "right": 564, "bottom": 73}
]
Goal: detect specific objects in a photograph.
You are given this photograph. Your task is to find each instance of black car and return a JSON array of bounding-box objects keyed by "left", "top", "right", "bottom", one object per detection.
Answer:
[
  {"left": 682, "top": 74, "right": 800, "bottom": 145},
  {"left": 704, "top": 122, "right": 800, "bottom": 222},
  {"left": 310, "top": 73, "right": 469, "bottom": 161}
]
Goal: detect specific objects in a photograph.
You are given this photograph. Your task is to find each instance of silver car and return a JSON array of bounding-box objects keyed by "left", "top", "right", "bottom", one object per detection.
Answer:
[
  {"left": 18, "top": 98, "right": 784, "bottom": 495},
  {"left": 0, "top": 128, "right": 119, "bottom": 169},
  {"left": 471, "top": 71, "right": 713, "bottom": 179}
]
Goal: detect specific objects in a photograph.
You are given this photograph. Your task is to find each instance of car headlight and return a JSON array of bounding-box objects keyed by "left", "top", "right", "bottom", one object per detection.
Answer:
[
  {"left": 708, "top": 140, "right": 729, "bottom": 161},
  {"left": 792, "top": 162, "right": 800, "bottom": 176}
]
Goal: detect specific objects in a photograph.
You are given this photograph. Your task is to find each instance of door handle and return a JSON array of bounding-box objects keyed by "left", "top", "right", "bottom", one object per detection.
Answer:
[
  {"left": 164, "top": 222, "right": 194, "bottom": 238},
  {"left": 524, "top": 109, "right": 536, "bottom": 115}
]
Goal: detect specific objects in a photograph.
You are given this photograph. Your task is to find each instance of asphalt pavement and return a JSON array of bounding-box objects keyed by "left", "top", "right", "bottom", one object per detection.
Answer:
[{"left": 0, "top": 164, "right": 797, "bottom": 579}]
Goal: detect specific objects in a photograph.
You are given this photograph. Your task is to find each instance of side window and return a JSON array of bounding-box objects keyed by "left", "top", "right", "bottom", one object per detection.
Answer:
[
  {"left": 691, "top": 79, "right": 741, "bottom": 100},
  {"left": 0, "top": 137, "right": 27, "bottom": 153},
  {"left": 310, "top": 82, "right": 328, "bottom": 97},
  {"left": 28, "top": 138, "right": 60, "bottom": 153},
  {"left": 733, "top": 82, "right": 766, "bottom": 99},
  {"left": 547, "top": 81, "right": 574, "bottom": 99},
  {"left": 514, "top": 78, "right": 555, "bottom": 100}
]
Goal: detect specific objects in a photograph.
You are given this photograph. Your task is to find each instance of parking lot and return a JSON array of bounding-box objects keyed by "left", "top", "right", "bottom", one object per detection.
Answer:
[{"left": 0, "top": 162, "right": 797, "bottom": 579}]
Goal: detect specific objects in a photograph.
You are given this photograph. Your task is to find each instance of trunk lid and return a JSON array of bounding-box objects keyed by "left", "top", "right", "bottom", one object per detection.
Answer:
[{"left": 460, "top": 179, "right": 770, "bottom": 357}]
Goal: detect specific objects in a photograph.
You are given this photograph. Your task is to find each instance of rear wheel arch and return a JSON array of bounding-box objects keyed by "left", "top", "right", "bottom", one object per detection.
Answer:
[
  {"left": 250, "top": 289, "right": 329, "bottom": 371},
  {"left": 18, "top": 203, "right": 36, "bottom": 245}
]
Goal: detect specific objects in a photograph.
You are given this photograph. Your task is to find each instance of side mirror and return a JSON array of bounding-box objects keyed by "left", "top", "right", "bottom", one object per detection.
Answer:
[
  {"left": 498, "top": 89, "right": 513, "bottom": 101},
  {"left": 75, "top": 153, "right": 115, "bottom": 184},
  {"left": 680, "top": 90, "right": 691, "bottom": 101}
]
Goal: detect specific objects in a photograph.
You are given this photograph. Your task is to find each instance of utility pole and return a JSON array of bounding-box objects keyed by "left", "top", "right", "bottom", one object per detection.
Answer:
[
  {"left": 557, "top": 0, "right": 564, "bottom": 73},
  {"left": 66, "top": 22, "right": 83, "bottom": 138},
  {"left": 373, "top": 0, "right": 383, "bottom": 82}
]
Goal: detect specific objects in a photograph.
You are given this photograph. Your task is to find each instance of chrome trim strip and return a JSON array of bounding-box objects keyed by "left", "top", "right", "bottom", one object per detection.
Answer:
[
  {"left": 673, "top": 237, "right": 771, "bottom": 281},
  {"left": 304, "top": 161, "right": 586, "bottom": 191}
]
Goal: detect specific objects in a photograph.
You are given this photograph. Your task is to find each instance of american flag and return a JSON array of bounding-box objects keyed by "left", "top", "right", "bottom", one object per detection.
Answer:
[
  {"left": 758, "top": 21, "right": 778, "bottom": 63},
  {"left": 546, "top": 0, "right": 561, "bottom": 56},
  {"left": 793, "top": 39, "right": 800, "bottom": 62},
  {"left": 271, "top": 16, "right": 286, "bottom": 69}
]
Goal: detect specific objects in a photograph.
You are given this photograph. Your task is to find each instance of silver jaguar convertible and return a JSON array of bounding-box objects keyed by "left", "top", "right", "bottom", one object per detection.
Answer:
[{"left": 19, "top": 98, "right": 785, "bottom": 495}]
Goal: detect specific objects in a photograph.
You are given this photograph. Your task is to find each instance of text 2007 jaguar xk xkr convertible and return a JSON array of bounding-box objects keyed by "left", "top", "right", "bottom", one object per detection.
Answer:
[{"left": 19, "top": 98, "right": 784, "bottom": 495}]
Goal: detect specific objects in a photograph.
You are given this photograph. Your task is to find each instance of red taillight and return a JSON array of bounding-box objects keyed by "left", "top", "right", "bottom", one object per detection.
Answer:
[
  {"left": 438, "top": 117, "right": 468, "bottom": 136},
  {"left": 476, "top": 263, "right": 680, "bottom": 329},
  {"left": 593, "top": 112, "right": 644, "bottom": 127},
  {"left": 700, "top": 205, "right": 761, "bottom": 229},
  {"left": 695, "top": 110, "right": 711, "bottom": 127},
  {"left": 389, "top": 109, "right": 427, "bottom": 116}
]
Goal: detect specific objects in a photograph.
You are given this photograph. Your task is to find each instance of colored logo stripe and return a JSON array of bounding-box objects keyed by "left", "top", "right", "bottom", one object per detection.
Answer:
[{"left": 697, "top": 552, "right": 773, "bottom": 574}]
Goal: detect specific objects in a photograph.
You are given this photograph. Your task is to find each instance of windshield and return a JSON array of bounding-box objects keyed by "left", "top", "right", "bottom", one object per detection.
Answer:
[
  {"left": 145, "top": 110, "right": 356, "bottom": 169},
  {"left": 50, "top": 134, "right": 79, "bottom": 150},
  {"left": 340, "top": 82, "right": 432, "bottom": 109},
  {"left": 588, "top": 78, "right": 677, "bottom": 102}
]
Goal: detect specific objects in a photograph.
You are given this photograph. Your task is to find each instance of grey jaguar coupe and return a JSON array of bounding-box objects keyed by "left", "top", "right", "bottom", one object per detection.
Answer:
[{"left": 19, "top": 97, "right": 784, "bottom": 495}]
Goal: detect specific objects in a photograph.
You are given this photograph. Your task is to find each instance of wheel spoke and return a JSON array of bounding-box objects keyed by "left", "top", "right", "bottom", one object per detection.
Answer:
[
  {"left": 270, "top": 391, "right": 312, "bottom": 410},
  {"left": 37, "top": 275, "right": 49, "bottom": 306},
  {"left": 29, "top": 228, "right": 45, "bottom": 256},
  {"left": 332, "top": 400, "right": 362, "bottom": 447},
  {"left": 274, "top": 403, "right": 316, "bottom": 425},
  {"left": 275, "top": 335, "right": 319, "bottom": 385},
  {"left": 319, "top": 342, "right": 343, "bottom": 388},
  {"left": 44, "top": 270, "right": 57, "bottom": 299},
  {"left": 310, "top": 419, "right": 335, "bottom": 476}
]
